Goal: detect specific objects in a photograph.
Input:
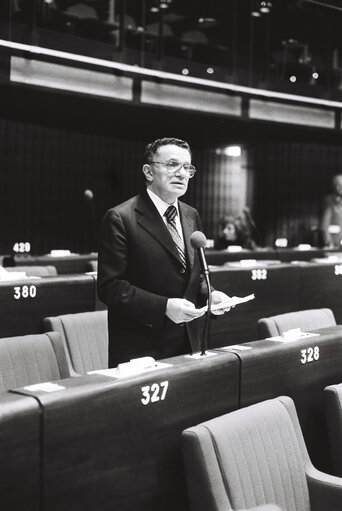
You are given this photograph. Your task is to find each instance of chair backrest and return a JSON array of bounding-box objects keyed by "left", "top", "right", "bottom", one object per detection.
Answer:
[
  {"left": 145, "top": 22, "right": 174, "bottom": 38},
  {"left": 87, "top": 260, "right": 98, "bottom": 272},
  {"left": 114, "top": 14, "right": 137, "bottom": 31},
  {"left": 182, "top": 396, "right": 311, "bottom": 511},
  {"left": 43, "top": 310, "right": 108, "bottom": 374},
  {"left": 66, "top": 3, "right": 98, "bottom": 19},
  {"left": 7, "top": 265, "right": 58, "bottom": 277},
  {"left": 258, "top": 308, "right": 336, "bottom": 338},
  {"left": 324, "top": 383, "right": 342, "bottom": 477},
  {"left": 181, "top": 29, "right": 208, "bottom": 45},
  {"left": 0, "top": 332, "right": 72, "bottom": 393}
]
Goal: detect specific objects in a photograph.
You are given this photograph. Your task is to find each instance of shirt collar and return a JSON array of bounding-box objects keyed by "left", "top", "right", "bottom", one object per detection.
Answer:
[{"left": 146, "top": 187, "right": 179, "bottom": 217}]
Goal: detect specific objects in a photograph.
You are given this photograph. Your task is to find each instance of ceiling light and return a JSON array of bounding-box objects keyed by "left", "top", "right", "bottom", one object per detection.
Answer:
[
  {"left": 223, "top": 146, "right": 241, "bottom": 157},
  {"left": 260, "top": 1, "right": 270, "bottom": 13}
]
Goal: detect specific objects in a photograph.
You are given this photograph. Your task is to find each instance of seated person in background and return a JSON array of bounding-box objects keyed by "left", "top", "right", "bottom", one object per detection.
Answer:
[
  {"left": 320, "top": 174, "right": 342, "bottom": 248},
  {"left": 214, "top": 212, "right": 257, "bottom": 250}
]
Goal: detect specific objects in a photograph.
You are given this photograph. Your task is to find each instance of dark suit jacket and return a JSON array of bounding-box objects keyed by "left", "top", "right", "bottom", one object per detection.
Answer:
[{"left": 97, "top": 190, "right": 208, "bottom": 367}]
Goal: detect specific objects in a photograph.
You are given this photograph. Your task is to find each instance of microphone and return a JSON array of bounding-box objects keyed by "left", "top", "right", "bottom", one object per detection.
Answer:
[
  {"left": 84, "top": 189, "right": 94, "bottom": 202},
  {"left": 190, "top": 231, "right": 209, "bottom": 275},
  {"left": 83, "top": 189, "right": 96, "bottom": 254},
  {"left": 190, "top": 231, "right": 211, "bottom": 355}
]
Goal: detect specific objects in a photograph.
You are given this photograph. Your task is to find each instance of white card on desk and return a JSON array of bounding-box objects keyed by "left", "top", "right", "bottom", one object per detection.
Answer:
[{"left": 266, "top": 332, "right": 320, "bottom": 342}]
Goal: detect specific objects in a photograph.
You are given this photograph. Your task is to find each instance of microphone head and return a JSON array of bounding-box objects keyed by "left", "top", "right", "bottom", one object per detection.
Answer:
[
  {"left": 190, "top": 231, "right": 207, "bottom": 249},
  {"left": 84, "top": 189, "right": 94, "bottom": 201}
]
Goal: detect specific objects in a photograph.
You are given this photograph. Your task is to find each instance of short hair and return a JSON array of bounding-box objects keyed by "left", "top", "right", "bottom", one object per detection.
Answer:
[{"left": 143, "top": 138, "right": 191, "bottom": 163}]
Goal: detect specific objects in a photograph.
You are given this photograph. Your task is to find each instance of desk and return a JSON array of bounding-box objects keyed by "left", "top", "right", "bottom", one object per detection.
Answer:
[
  {"left": 206, "top": 247, "right": 342, "bottom": 265},
  {"left": 0, "top": 274, "right": 95, "bottom": 337},
  {"left": 218, "top": 325, "right": 342, "bottom": 472},
  {"left": 209, "top": 263, "right": 300, "bottom": 345},
  {"left": 299, "top": 262, "right": 342, "bottom": 323},
  {"left": 17, "top": 352, "right": 239, "bottom": 511},
  {"left": 13, "top": 253, "right": 98, "bottom": 274},
  {"left": 0, "top": 392, "right": 40, "bottom": 510}
]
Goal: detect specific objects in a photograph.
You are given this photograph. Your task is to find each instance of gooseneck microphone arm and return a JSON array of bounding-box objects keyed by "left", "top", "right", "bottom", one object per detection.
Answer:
[
  {"left": 190, "top": 231, "right": 212, "bottom": 356},
  {"left": 201, "top": 266, "right": 212, "bottom": 356}
]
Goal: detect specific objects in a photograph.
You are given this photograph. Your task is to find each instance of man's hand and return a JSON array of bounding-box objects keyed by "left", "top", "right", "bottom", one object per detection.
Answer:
[
  {"left": 210, "top": 290, "right": 232, "bottom": 316},
  {"left": 166, "top": 298, "right": 205, "bottom": 324}
]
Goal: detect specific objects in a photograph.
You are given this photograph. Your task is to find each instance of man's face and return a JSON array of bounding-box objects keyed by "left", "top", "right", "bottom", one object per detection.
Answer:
[
  {"left": 333, "top": 175, "right": 342, "bottom": 196},
  {"left": 144, "top": 144, "right": 191, "bottom": 203}
]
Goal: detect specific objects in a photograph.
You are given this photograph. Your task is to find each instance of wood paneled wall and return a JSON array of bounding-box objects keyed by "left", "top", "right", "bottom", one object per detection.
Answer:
[
  {"left": 1, "top": 86, "right": 341, "bottom": 255},
  {"left": 250, "top": 142, "right": 342, "bottom": 247},
  {"left": 0, "top": 116, "right": 247, "bottom": 254}
]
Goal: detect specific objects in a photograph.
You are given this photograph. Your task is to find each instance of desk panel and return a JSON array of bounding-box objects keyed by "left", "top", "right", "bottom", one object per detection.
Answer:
[
  {"left": 19, "top": 352, "right": 239, "bottom": 511},
  {"left": 299, "top": 262, "right": 342, "bottom": 323},
  {"left": 206, "top": 248, "right": 331, "bottom": 265},
  {"left": 209, "top": 263, "right": 300, "bottom": 346},
  {"left": 89, "top": 273, "right": 107, "bottom": 312},
  {"left": 1, "top": 392, "right": 41, "bottom": 510},
  {"left": 219, "top": 326, "right": 342, "bottom": 472},
  {"left": 13, "top": 253, "right": 98, "bottom": 274},
  {"left": 0, "top": 275, "right": 95, "bottom": 337},
  {"left": 206, "top": 249, "right": 278, "bottom": 265}
]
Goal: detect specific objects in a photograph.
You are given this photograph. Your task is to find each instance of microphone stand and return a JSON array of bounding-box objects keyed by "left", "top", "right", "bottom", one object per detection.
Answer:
[{"left": 200, "top": 266, "right": 212, "bottom": 356}]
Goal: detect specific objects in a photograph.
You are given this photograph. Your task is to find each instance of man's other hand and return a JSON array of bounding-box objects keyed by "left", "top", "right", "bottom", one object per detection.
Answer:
[
  {"left": 166, "top": 298, "right": 205, "bottom": 324},
  {"left": 210, "top": 290, "right": 232, "bottom": 316}
]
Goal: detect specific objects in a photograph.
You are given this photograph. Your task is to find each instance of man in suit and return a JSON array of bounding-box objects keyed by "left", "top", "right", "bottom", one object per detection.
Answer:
[{"left": 98, "top": 137, "right": 230, "bottom": 367}]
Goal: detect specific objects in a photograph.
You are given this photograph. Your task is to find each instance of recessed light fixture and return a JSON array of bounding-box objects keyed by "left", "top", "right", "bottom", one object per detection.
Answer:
[{"left": 224, "top": 146, "right": 241, "bottom": 157}]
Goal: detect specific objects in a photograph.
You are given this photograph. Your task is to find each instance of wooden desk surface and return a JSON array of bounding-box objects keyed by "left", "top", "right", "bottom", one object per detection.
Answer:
[
  {"left": 206, "top": 247, "right": 342, "bottom": 265},
  {"left": 209, "top": 263, "right": 300, "bottom": 345},
  {"left": 218, "top": 325, "right": 342, "bottom": 472},
  {"left": 13, "top": 253, "right": 98, "bottom": 274},
  {"left": 17, "top": 352, "right": 239, "bottom": 511},
  {"left": 0, "top": 274, "right": 95, "bottom": 337},
  {"left": 0, "top": 392, "right": 41, "bottom": 510}
]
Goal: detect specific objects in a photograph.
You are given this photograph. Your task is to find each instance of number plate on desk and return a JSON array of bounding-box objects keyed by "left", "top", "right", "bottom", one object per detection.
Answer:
[
  {"left": 13, "top": 285, "right": 37, "bottom": 300},
  {"left": 251, "top": 268, "right": 267, "bottom": 280}
]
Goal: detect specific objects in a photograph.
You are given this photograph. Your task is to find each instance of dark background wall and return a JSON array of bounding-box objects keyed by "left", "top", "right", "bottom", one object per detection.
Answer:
[
  {"left": 1, "top": 83, "right": 341, "bottom": 255},
  {"left": 251, "top": 140, "right": 342, "bottom": 246}
]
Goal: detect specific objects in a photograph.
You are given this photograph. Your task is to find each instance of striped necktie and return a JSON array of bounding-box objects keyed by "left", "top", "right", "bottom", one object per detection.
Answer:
[{"left": 164, "top": 205, "right": 187, "bottom": 270}]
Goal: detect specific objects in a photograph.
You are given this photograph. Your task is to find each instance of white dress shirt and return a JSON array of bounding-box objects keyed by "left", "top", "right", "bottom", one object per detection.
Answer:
[{"left": 146, "top": 187, "right": 185, "bottom": 242}]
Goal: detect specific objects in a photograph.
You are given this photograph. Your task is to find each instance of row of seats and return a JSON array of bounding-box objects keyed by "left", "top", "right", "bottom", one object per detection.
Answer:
[
  {"left": 3, "top": 335, "right": 342, "bottom": 509},
  {"left": 182, "top": 392, "right": 342, "bottom": 511},
  {"left": 0, "top": 307, "right": 335, "bottom": 390},
  {"left": 0, "top": 309, "right": 107, "bottom": 392},
  {"left": 1, "top": 320, "right": 342, "bottom": 509},
  {"left": 9, "top": 2, "right": 230, "bottom": 67},
  {"left": 0, "top": 331, "right": 72, "bottom": 392}
]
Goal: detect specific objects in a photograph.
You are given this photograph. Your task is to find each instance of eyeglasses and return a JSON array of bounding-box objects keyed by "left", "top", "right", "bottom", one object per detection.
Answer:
[{"left": 150, "top": 160, "right": 196, "bottom": 178}]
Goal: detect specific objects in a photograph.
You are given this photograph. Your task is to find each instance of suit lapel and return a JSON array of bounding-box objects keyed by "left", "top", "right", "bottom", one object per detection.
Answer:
[
  {"left": 136, "top": 191, "right": 181, "bottom": 263},
  {"left": 179, "top": 202, "right": 195, "bottom": 269}
]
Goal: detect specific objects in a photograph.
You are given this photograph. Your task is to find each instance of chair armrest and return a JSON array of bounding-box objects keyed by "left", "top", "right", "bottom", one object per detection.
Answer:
[{"left": 307, "top": 464, "right": 342, "bottom": 511}]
